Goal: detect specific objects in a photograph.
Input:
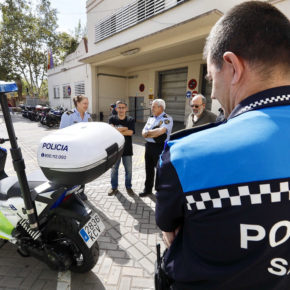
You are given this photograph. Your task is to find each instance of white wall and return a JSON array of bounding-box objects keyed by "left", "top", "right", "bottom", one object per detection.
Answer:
[{"left": 48, "top": 64, "right": 90, "bottom": 110}]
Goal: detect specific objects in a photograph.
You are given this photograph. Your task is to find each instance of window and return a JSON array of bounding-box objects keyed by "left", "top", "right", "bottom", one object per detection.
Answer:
[
  {"left": 62, "top": 84, "right": 71, "bottom": 98},
  {"left": 95, "top": 0, "right": 183, "bottom": 43},
  {"left": 53, "top": 86, "right": 60, "bottom": 99},
  {"left": 74, "top": 82, "right": 85, "bottom": 96}
]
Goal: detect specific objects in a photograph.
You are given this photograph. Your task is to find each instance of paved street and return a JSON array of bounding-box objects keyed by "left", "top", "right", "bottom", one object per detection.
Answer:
[{"left": 0, "top": 113, "right": 172, "bottom": 290}]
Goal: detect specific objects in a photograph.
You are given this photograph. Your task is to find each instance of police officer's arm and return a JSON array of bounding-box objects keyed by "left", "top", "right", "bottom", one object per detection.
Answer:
[
  {"left": 155, "top": 147, "right": 184, "bottom": 243},
  {"left": 59, "top": 113, "right": 71, "bottom": 129},
  {"left": 144, "top": 117, "right": 173, "bottom": 138},
  {"left": 144, "top": 127, "right": 166, "bottom": 138}
]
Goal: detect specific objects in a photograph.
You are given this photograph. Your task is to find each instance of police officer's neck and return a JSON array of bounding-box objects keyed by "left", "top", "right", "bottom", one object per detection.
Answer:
[{"left": 154, "top": 111, "right": 164, "bottom": 118}]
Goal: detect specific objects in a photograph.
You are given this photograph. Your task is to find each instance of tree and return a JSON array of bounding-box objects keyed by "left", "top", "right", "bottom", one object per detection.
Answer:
[
  {"left": 0, "top": 0, "right": 58, "bottom": 97},
  {"left": 55, "top": 20, "right": 87, "bottom": 62}
]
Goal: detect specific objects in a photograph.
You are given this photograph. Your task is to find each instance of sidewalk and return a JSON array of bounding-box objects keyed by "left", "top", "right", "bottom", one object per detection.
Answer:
[{"left": 0, "top": 114, "right": 182, "bottom": 290}]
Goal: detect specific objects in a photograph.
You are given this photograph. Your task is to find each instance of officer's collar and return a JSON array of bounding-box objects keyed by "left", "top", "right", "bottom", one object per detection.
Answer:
[
  {"left": 228, "top": 86, "right": 290, "bottom": 120},
  {"left": 155, "top": 112, "right": 165, "bottom": 119},
  {"left": 74, "top": 108, "right": 88, "bottom": 117}
]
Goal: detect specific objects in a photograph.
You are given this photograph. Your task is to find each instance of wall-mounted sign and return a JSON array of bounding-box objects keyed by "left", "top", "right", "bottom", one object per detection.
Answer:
[
  {"left": 192, "top": 90, "right": 198, "bottom": 97},
  {"left": 188, "top": 79, "right": 197, "bottom": 90},
  {"left": 139, "top": 83, "right": 145, "bottom": 92},
  {"left": 186, "top": 91, "right": 192, "bottom": 98}
]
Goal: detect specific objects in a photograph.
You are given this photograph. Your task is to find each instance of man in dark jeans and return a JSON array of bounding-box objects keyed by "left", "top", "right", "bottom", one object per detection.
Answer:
[
  {"left": 139, "top": 99, "right": 173, "bottom": 197},
  {"left": 108, "top": 101, "right": 135, "bottom": 196}
]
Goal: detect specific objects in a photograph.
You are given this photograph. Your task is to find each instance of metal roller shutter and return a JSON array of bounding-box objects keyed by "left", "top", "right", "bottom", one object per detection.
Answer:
[{"left": 158, "top": 67, "right": 188, "bottom": 122}]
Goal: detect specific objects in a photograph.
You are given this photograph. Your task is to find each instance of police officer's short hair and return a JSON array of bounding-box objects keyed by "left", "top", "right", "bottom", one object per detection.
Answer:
[
  {"left": 153, "top": 99, "right": 166, "bottom": 110},
  {"left": 203, "top": 1, "right": 290, "bottom": 72},
  {"left": 73, "top": 95, "right": 88, "bottom": 108}
]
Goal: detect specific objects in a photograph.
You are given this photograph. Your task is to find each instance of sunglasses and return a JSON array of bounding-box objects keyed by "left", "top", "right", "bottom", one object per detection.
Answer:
[{"left": 191, "top": 104, "right": 202, "bottom": 108}]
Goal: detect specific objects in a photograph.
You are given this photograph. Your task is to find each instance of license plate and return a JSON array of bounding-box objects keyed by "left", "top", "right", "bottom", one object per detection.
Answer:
[{"left": 79, "top": 213, "right": 105, "bottom": 248}]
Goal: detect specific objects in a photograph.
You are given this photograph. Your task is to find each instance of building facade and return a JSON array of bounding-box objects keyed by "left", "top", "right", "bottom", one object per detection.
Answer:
[{"left": 48, "top": 0, "right": 290, "bottom": 122}]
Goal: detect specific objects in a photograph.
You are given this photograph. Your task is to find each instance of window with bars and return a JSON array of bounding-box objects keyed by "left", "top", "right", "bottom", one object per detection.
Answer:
[
  {"left": 95, "top": 0, "right": 187, "bottom": 43},
  {"left": 53, "top": 87, "right": 60, "bottom": 99},
  {"left": 74, "top": 82, "right": 85, "bottom": 96},
  {"left": 62, "top": 84, "right": 71, "bottom": 98}
]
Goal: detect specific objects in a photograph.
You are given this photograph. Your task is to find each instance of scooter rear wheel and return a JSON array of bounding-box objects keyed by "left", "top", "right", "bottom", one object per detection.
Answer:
[{"left": 44, "top": 216, "right": 99, "bottom": 273}]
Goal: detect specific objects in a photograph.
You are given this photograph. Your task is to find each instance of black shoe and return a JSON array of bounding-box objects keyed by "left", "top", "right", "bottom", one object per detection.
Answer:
[
  {"left": 139, "top": 191, "right": 152, "bottom": 197},
  {"left": 79, "top": 191, "right": 88, "bottom": 201}
]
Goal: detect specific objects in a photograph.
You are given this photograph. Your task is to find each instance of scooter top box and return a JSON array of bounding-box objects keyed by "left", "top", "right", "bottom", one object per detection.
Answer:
[{"left": 37, "top": 122, "right": 125, "bottom": 185}]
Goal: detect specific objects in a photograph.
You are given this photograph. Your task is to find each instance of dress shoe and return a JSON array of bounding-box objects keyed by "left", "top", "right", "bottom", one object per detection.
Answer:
[{"left": 139, "top": 191, "right": 152, "bottom": 197}]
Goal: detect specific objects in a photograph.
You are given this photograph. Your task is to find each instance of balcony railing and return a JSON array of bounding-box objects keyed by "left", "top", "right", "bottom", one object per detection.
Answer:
[{"left": 95, "top": 0, "right": 187, "bottom": 43}]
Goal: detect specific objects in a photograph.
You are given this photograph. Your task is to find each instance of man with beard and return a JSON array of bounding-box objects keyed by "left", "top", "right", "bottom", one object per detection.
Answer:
[{"left": 185, "top": 94, "right": 217, "bottom": 128}]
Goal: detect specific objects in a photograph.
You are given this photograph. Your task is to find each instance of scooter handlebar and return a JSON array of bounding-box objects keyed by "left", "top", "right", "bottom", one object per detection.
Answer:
[{"left": 0, "top": 138, "right": 10, "bottom": 144}]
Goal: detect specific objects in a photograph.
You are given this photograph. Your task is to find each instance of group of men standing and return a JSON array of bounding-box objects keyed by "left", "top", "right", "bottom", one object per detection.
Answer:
[
  {"left": 108, "top": 99, "right": 173, "bottom": 198},
  {"left": 108, "top": 94, "right": 220, "bottom": 198}
]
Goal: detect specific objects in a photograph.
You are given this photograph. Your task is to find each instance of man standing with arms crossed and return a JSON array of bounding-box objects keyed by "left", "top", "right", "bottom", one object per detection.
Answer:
[
  {"left": 108, "top": 101, "right": 135, "bottom": 196},
  {"left": 139, "top": 99, "right": 173, "bottom": 197},
  {"left": 155, "top": 1, "right": 290, "bottom": 289}
]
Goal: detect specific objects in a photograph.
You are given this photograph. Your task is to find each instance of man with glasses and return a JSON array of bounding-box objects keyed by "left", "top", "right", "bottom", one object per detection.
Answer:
[
  {"left": 108, "top": 101, "right": 135, "bottom": 196},
  {"left": 185, "top": 94, "right": 217, "bottom": 128}
]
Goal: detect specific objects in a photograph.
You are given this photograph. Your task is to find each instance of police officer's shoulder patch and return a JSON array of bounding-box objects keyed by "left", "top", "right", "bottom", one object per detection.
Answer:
[
  {"left": 164, "top": 119, "right": 170, "bottom": 124},
  {"left": 163, "top": 114, "right": 168, "bottom": 118},
  {"left": 65, "top": 110, "right": 74, "bottom": 115}
]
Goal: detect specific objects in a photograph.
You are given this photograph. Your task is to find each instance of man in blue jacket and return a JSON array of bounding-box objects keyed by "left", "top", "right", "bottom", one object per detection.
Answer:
[{"left": 155, "top": 1, "right": 290, "bottom": 289}]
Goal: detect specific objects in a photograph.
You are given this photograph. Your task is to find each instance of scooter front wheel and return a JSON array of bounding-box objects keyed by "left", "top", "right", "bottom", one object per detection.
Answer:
[{"left": 44, "top": 216, "right": 100, "bottom": 273}]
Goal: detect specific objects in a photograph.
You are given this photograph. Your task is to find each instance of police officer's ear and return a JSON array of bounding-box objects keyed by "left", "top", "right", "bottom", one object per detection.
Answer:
[{"left": 223, "top": 52, "right": 245, "bottom": 85}]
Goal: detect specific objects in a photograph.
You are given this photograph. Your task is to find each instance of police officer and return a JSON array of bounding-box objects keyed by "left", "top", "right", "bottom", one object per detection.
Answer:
[
  {"left": 59, "top": 95, "right": 91, "bottom": 129},
  {"left": 59, "top": 95, "right": 91, "bottom": 201},
  {"left": 139, "top": 99, "right": 173, "bottom": 197},
  {"left": 156, "top": 2, "right": 290, "bottom": 289}
]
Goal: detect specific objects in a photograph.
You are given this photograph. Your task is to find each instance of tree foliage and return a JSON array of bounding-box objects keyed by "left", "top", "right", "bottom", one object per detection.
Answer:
[
  {"left": 0, "top": 0, "right": 86, "bottom": 98},
  {"left": 0, "top": 0, "right": 58, "bottom": 97}
]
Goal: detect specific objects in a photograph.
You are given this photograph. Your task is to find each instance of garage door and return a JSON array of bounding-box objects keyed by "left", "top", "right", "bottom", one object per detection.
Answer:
[{"left": 158, "top": 67, "right": 188, "bottom": 122}]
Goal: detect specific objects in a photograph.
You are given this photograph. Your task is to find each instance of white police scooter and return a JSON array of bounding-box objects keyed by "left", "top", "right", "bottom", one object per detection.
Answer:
[{"left": 0, "top": 81, "right": 124, "bottom": 272}]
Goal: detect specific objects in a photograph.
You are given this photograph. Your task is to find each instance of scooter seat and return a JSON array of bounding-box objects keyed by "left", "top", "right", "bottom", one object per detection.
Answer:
[
  {"left": 0, "top": 179, "right": 45, "bottom": 201},
  {"left": 0, "top": 170, "right": 58, "bottom": 201}
]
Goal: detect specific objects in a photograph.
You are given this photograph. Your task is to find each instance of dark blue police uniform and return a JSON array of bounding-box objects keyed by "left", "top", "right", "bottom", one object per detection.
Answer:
[{"left": 156, "top": 86, "right": 290, "bottom": 289}]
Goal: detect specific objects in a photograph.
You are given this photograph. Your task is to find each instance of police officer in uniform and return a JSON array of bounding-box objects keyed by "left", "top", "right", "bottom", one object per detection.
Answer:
[
  {"left": 59, "top": 95, "right": 91, "bottom": 129},
  {"left": 139, "top": 99, "right": 173, "bottom": 197},
  {"left": 155, "top": 2, "right": 290, "bottom": 289},
  {"left": 59, "top": 95, "right": 91, "bottom": 201}
]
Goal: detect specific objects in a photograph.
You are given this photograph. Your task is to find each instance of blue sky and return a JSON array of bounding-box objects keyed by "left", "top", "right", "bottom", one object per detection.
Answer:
[
  {"left": 0, "top": 0, "right": 87, "bottom": 34},
  {"left": 49, "top": 0, "right": 87, "bottom": 34}
]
